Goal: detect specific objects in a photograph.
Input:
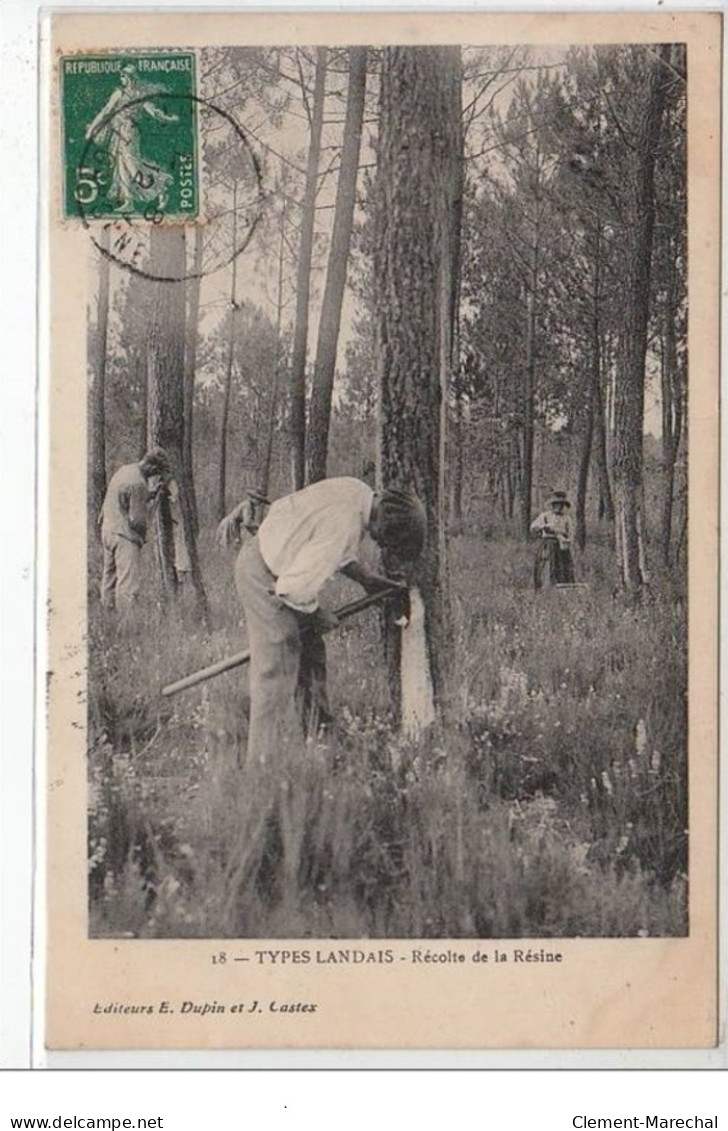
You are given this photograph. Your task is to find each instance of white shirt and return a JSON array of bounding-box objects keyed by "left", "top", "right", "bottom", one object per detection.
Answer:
[
  {"left": 530, "top": 508, "right": 571, "bottom": 547},
  {"left": 100, "top": 462, "right": 149, "bottom": 545},
  {"left": 258, "top": 477, "right": 374, "bottom": 613}
]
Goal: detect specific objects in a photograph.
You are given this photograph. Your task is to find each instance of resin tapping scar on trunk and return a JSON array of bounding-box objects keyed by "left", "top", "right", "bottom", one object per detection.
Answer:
[{"left": 400, "top": 587, "right": 435, "bottom": 738}]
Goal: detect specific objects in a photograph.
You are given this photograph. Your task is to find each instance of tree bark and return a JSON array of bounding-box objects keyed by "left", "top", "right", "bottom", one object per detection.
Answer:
[
  {"left": 260, "top": 196, "right": 288, "bottom": 498},
  {"left": 506, "top": 433, "right": 519, "bottom": 521},
  {"left": 148, "top": 226, "right": 209, "bottom": 621},
  {"left": 593, "top": 363, "right": 614, "bottom": 522},
  {"left": 307, "top": 48, "right": 367, "bottom": 485},
  {"left": 89, "top": 227, "right": 110, "bottom": 527},
  {"left": 217, "top": 185, "right": 238, "bottom": 523},
  {"left": 439, "top": 61, "right": 465, "bottom": 553},
  {"left": 183, "top": 225, "right": 202, "bottom": 537},
  {"left": 574, "top": 390, "right": 594, "bottom": 552},
  {"left": 575, "top": 239, "right": 605, "bottom": 550},
  {"left": 656, "top": 48, "right": 687, "bottom": 565},
  {"left": 375, "top": 45, "right": 462, "bottom": 722},
  {"left": 590, "top": 225, "right": 614, "bottom": 525},
  {"left": 612, "top": 48, "right": 670, "bottom": 593},
  {"left": 520, "top": 274, "right": 537, "bottom": 540},
  {"left": 289, "top": 46, "right": 327, "bottom": 490},
  {"left": 451, "top": 370, "right": 465, "bottom": 528},
  {"left": 660, "top": 249, "right": 683, "bottom": 564},
  {"left": 137, "top": 343, "right": 149, "bottom": 459}
]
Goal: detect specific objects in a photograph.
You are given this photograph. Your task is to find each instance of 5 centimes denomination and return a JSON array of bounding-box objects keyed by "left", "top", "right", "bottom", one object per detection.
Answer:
[
  {"left": 62, "top": 53, "right": 199, "bottom": 222},
  {"left": 60, "top": 51, "right": 263, "bottom": 281}
]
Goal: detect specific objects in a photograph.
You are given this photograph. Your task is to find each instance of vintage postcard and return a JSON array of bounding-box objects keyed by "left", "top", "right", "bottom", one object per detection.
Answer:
[{"left": 45, "top": 10, "right": 720, "bottom": 1051}]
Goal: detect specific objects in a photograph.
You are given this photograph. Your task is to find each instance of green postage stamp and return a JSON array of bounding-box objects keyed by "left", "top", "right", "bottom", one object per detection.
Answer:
[{"left": 61, "top": 53, "right": 198, "bottom": 221}]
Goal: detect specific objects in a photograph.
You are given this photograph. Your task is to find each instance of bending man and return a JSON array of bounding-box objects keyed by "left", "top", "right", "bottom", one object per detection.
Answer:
[
  {"left": 216, "top": 487, "right": 270, "bottom": 548},
  {"left": 222, "top": 477, "right": 426, "bottom": 765}
]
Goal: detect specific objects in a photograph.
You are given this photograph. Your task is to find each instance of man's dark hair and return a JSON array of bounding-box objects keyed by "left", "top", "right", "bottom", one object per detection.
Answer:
[
  {"left": 140, "top": 447, "right": 171, "bottom": 479},
  {"left": 377, "top": 487, "right": 427, "bottom": 561}
]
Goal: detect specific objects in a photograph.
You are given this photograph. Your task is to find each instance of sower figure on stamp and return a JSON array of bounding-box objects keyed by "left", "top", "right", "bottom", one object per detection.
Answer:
[
  {"left": 84, "top": 64, "right": 179, "bottom": 213},
  {"left": 99, "top": 447, "right": 171, "bottom": 614},
  {"left": 229, "top": 476, "right": 426, "bottom": 766},
  {"left": 530, "top": 490, "right": 576, "bottom": 589}
]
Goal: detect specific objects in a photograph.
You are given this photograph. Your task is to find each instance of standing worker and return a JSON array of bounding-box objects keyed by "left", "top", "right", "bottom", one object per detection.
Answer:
[
  {"left": 530, "top": 490, "right": 575, "bottom": 589},
  {"left": 219, "top": 477, "right": 426, "bottom": 765},
  {"left": 99, "top": 447, "right": 171, "bottom": 612},
  {"left": 216, "top": 486, "right": 270, "bottom": 548}
]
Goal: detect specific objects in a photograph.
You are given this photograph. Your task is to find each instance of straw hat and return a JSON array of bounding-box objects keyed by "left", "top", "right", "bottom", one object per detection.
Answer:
[{"left": 246, "top": 487, "right": 270, "bottom": 505}]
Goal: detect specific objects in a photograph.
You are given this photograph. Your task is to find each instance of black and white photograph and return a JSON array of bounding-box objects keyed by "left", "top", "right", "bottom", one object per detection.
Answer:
[
  {"left": 43, "top": 9, "right": 719, "bottom": 1053},
  {"left": 84, "top": 38, "right": 690, "bottom": 942}
]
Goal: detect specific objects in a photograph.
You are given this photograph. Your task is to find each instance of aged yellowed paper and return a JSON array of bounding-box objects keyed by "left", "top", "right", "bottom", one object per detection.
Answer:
[{"left": 46, "top": 10, "right": 719, "bottom": 1050}]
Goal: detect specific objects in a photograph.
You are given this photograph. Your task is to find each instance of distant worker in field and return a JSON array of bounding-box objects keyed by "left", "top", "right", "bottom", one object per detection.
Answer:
[
  {"left": 218, "top": 477, "right": 426, "bottom": 766},
  {"left": 530, "top": 490, "right": 575, "bottom": 589},
  {"left": 99, "top": 447, "right": 171, "bottom": 612},
  {"left": 216, "top": 486, "right": 270, "bottom": 549}
]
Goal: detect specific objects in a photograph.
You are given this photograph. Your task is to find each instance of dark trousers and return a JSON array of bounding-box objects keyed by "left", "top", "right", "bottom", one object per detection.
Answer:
[{"left": 534, "top": 539, "right": 575, "bottom": 589}]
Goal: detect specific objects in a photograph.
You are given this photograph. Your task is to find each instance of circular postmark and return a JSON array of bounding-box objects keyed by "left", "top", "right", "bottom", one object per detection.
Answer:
[{"left": 76, "top": 92, "right": 264, "bottom": 282}]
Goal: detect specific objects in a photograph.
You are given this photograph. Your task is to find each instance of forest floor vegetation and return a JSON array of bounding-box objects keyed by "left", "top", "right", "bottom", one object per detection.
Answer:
[{"left": 88, "top": 531, "right": 687, "bottom": 939}]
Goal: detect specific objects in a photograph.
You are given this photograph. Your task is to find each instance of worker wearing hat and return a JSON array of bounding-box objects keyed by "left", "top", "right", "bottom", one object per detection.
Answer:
[
  {"left": 216, "top": 486, "right": 271, "bottom": 548},
  {"left": 233, "top": 476, "right": 426, "bottom": 766},
  {"left": 99, "top": 447, "right": 172, "bottom": 612},
  {"left": 530, "top": 490, "right": 575, "bottom": 587}
]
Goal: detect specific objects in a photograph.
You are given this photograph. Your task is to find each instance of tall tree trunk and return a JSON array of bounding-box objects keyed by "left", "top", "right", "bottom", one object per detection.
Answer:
[
  {"left": 290, "top": 47, "right": 327, "bottom": 490},
  {"left": 148, "top": 226, "right": 209, "bottom": 621},
  {"left": 375, "top": 45, "right": 462, "bottom": 723},
  {"left": 506, "top": 430, "right": 520, "bottom": 521},
  {"left": 660, "top": 251, "right": 682, "bottom": 564},
  {"left": 119, "top": 271, "right": 153, "bottom": 459},
  {"left": 613, "top": 48, "right": 670, "bottom": 593},
  {"left": 451, "top": 369, "right": 464, "bottom": 528},
  {"left": 148, "top": 229, "right": 184, "bottom": 598},
  {"left": 575, "top": 386, "right": 594, "bottom": 552},
  {"left": 521, "top": 259, "right": 538, "bottom": 540},
  {"left": 593, "top": 363, "right": 614, "bottom": 522},
  {"left": 260, "top": 197, "right": 288, "bottom": 498},
  {"left": 137, "top": 345, "right": 149, "bottom": 459},
  {"left": 438, "top": 59, "right": 465, "bottom": 554},
  {"left": 183, "top": 226, "right": 202, "bottom": 537},
  {"left": 590, "top": 225, "right": 614, "bottom": 524},
  {"left": 217, "top": 185, "right": 238, "bottom": 523},
  {"left": 506, "top": 453, "right": 516, "bottom": 520},
  {"left": 660, "top": 346, "right": 674, "bottom": 564},
  {"left": 307, "top": 48, "right": 367, "bottom": 485},
  {"left": 89, "top": 228, "right": 110, "bottom": 527},
  {"left": 575, "top": 240, "right": 604, "bottom": 550}
]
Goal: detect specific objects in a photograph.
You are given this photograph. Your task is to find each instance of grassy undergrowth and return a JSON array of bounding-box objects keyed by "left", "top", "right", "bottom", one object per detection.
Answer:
[{"left": 88, "top": 533, "right": 687, "bottom": 938}]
